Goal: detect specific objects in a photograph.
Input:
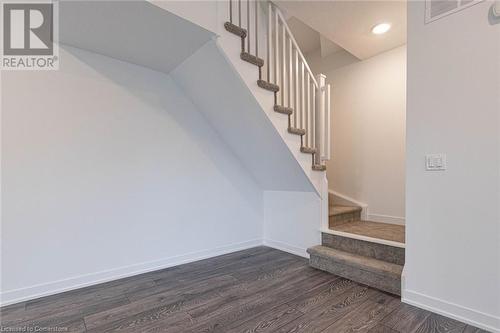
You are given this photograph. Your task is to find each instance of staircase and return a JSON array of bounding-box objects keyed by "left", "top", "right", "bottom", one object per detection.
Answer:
[
  {"left": 221, "top": 0, "right": 404, "bottom": 296},
  {"left": 308, "top": 204, "right": 405, "bottom": 295},
  {"left": 223, "top": 1, "right": 331, "bottom": 172}
]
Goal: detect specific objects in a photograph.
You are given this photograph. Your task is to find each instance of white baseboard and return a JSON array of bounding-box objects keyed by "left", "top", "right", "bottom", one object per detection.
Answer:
[
  {"left": 0, "top": 238, "right": 263, "bottom": 307},
  {"left": 263, "top": 239, "right": 309, "bottom": 258},
  {"left": 367, "top": 213, "right": 405, "bottom": 225},
  {"left": 403, "top": 289, "right": 500, "bottom": 333}
]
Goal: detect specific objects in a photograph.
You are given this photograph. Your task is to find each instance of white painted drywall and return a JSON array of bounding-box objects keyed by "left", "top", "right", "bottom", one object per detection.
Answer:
[
  {"left": 60, "top": 1, "right": 214, "bottom": 75},
  {"left": 0, "top": 45, "right": 263, "bottom": 305},
  {"left": 406, "top": 1, "right": 500, "bottom": 331},
  {"left": 307, "top": 46, "right": 407, "bottom": 224},
  {"left": 263, "top": 191, "right": 322, "bottom": 258},
  {"left": 149, "top": 1, "right": 219, "bottom": 35},
  {"left": 171, "top": 41, "right": 317, "bottom": 192}
]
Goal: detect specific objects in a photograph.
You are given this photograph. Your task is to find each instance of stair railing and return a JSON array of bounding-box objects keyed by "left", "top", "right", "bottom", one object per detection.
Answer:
[{"left": 227, "top": 0, "right": 331, "bottom": 166}]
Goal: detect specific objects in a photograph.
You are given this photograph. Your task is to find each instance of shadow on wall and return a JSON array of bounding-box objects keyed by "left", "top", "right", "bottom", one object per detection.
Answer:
[{"left": 62, "top": 45, "right": 263, "bottom": 212}]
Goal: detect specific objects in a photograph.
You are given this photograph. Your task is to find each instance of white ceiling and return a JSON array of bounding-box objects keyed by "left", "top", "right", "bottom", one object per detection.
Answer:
[
  {"left": 286, "top": 17, "right": 321, "bottom": 54},
  {"left": 275, "top": 1, "right": 407, "bottom": 60},
  {"left": 59, "top": 1, "right": 214, "bottom": 74}
]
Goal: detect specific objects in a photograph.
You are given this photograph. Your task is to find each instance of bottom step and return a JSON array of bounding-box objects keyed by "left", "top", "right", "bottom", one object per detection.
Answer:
[{"left": 307, "top": 245, "right": 402, "bottom": 296}]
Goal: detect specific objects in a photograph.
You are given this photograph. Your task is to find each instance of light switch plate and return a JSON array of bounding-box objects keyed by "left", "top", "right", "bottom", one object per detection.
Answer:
[
  {"left": 493, "top": 1, "right": 500, "bottom": 17},
  {"left": 426, "top": 154, "right": 446, "bottom": 171}
]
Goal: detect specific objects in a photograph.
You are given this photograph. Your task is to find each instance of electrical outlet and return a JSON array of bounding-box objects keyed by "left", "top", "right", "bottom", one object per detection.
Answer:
[{"left": 426, "top": 154, "right": 446, "bottom": 171}]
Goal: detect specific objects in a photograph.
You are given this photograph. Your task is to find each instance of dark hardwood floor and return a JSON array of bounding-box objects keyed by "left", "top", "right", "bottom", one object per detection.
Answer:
[{"left": 0, "top": 247, "right": 488, "bottom": 332}]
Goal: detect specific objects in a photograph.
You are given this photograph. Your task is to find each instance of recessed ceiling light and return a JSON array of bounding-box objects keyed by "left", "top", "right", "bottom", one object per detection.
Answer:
[{"left": 372, "top": 23, "right": 391, "bottom": 35}]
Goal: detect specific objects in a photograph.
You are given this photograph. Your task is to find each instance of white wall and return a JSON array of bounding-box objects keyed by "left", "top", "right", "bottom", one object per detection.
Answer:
[
  {"left": 308, "top": 46, "right": 407, "bottom": 224},
  {"left": 406, "top": 1, "right": 500, "bottom": 331},
  {"left": 263, "top": 191, "right": 322, "bottom": 258},
  {"left": 0, "top": 45, "right": 263, "bottom": 305},
  {"left": 171, "top": 41, "right": 317, "bottom": 192}
]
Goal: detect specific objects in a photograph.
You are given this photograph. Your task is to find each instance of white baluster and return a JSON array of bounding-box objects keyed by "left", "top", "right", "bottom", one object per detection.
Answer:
[
  {"left": 267, "top": 3, "right": 271, "bottom": 82},
  {"left": 301, "top": 62, "right": 305, "bottom": 131},
  {"left": 238, "top": 0, "right": 241, "bottom": 27},
  {"left": 274, "top": 10, "right": 279, "bottom": 86},
  {"left": 325, "top": 84, "right": 331, "bottom": 161},
  {"left": 305, "top": 72, "right": 311, "bottom": 147},
  {"left": 312, "top": 85, "right": 316, "bottom": 150},
  {"left": 281, "top": 23, "right": 285, "bottom": 106},
  {"left": 255, "top": 0, "right": 258, "bottom": 57},
  {"left": 293, "top": 49, "right": 300, "bottom": 127},
  {"left": 288, "top": 37, "right": 292, "bottom": 109},
  {"left": 247, "top": 0, "right": 250, "bottom": 53}
]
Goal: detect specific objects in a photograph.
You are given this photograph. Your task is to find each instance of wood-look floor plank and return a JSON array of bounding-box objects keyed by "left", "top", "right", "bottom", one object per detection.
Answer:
[
  {"left": 321, "top": 292, "right": 400, "bottom": 332},
  {"left": 277, "top": 285, "right": 376, "bottom": 333},
  {"left": 0, "top": 247, "right": 479, "bottom": 333},
  {"left": 414, "top": 313, "right": 467, "bottom": 333},
  {"left": 368, "top": 324, "right": 400, "bottom": 333},
  {"left": 184, "top": 266, "right": 332, "bottom": 332},
  {"left": 85, "top": 274, "right": 236, "bottom": 330},
  {"left": 126, "top": 269, "right": 238, "bottom": 302},
  {"left": 87, "top": 307, "right": 192, "bottom": 333},
  {"left": 225, "top": 304, "right": 303, "bottom": 333},
  {"left": 462, "top": 325, "right": 492, "bottom": 333},
  {"left": 2, "top": 295, "right": 129, "bottom": 328},
  {"left": 0, "top": 302, "right": 26, "bottom": 321},
  {"left": 286, "top": 277, "right": 355, "bottom": 313},
  {"left": 23, "top": 276, "right": 152, "bottom": 317},
  {"left": 381, "top": 302, "right": 431, "bottom": 332},
  {"left": 150, "top": 247, "right": 281, "bottom": 285}
]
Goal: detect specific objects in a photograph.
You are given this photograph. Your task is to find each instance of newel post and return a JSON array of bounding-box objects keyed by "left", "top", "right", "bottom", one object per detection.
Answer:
[{"left": 314, "top": 74, "right": 326, "bottom": 165}]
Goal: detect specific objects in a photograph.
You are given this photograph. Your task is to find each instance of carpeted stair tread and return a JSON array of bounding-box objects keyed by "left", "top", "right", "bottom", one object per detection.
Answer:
[
  {"left": 329, "top": 205, "right": 362, "bottom": 216},
  {"left": 224, "top": 22, "right": 247, "bottom": 38},
  {"left": 330, "top": 220, "right": 405, "bottom": 244},
  {"left": 257, "top": 80, "right": 279, "bottom": 92},
  {"left": 274, "top": 105, "right": 293, "bottom": 115},
  {"left": 300, "top": 146, "right": 317, "bottom": 154},
  {"left": 288, "top": 127, "right": 306, "bottom": 135},
  {"left": 321, "top": 232, "right": 405, "bottom": 265},
  {"left": 240, "top": 52, "right": 264, "bottom": 67},
  {"left": 312, "top": 164, "right": 326, "bottom": 171}
]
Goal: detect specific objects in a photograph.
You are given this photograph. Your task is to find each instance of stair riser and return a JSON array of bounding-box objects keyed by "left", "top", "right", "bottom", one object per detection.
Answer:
[
  {"left": 330, "top": 210, "right": 361, "bottom": 227},
  {"left": 309, "top": 254, "right": 401, "bottom": 296},
  {"left": 322, "top": 233, "right": 405, "bottom": 265}
]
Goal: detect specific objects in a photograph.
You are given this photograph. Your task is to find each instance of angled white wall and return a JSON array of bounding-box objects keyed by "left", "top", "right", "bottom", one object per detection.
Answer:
[
  {"left": 406, "top": 1, "right": 500, "bottom": 331},
  {"left": 0, "top": 46, "right": 263, "bottom": 305},
  {"left": 171, "top": 41, "right": 316, "bottom": 192},
  {"left": 60, "top": 0, "right": 214, "bottom": 74}
]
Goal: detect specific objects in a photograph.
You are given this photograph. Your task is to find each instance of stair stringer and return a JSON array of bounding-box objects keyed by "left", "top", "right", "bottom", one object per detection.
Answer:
[
  {"left": 171, "top": 40, "right": 318, "bottom": 193},
  {"left": 215, "top": 29, "right": 325, "bottom": 195}
]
